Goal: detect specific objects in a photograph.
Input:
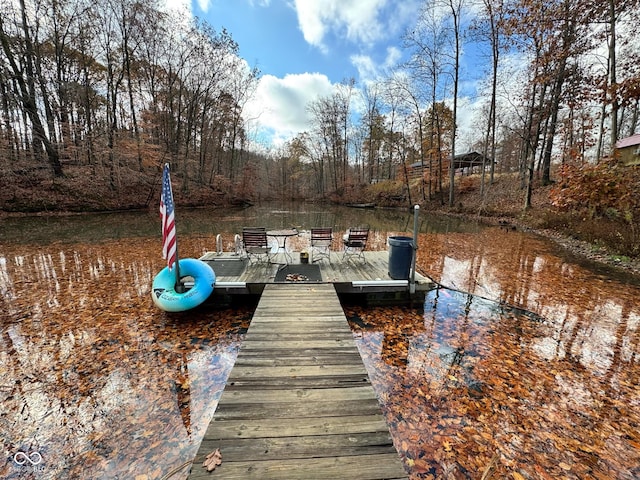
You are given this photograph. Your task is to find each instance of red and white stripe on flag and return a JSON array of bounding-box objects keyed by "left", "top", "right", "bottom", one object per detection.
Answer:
[{"left": 160, "top": 164, "right": 177, "bottom": 270}]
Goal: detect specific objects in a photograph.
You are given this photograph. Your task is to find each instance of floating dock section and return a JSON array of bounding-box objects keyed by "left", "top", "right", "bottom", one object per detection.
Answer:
[{"left": 201, "top": 251, "right": 434, "bottom": 305}]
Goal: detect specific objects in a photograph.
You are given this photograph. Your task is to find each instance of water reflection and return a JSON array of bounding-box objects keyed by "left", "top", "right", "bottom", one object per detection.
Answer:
[
  {"left": 0, "top": 240, "right": 251, "bottom": 480},
  {"left": 417, "top": 227, "right": 640, "bottom": 377},
  {"left": 347, "top": 287, "right": 640, "bottom": 479},
  {"left": 0, "top": 202, "right": 478, "bottom": 245},
  {"left": 348, "top": 222, "right": 640, "bottom": 478},
  {"left": 2, "top": 206, "right": 640, "bottom": 479}
]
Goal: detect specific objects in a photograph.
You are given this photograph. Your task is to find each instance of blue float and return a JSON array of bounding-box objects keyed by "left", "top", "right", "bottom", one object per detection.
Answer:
[{"left": 152, "top": 258, "right": 215, "bottom": 312}]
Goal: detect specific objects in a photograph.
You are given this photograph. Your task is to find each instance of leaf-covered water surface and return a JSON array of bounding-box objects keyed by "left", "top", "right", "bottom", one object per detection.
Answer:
[
  {"left": 346, "top": 226, "right": 640, "bottom": 479},
  {"left": 1, "top": 225, "right": 639, "bottom": 479},
  {"left": 0, "top": 237, "right": 251, "bottom": 480}
]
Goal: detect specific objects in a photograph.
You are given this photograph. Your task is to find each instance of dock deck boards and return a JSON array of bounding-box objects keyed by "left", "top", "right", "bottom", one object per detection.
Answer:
[
  {"left": 188, "top": 283, "right": 408, "bottom": 479},
  {"left": 201, "top": 251, "right": 434, "bottom": 298}
]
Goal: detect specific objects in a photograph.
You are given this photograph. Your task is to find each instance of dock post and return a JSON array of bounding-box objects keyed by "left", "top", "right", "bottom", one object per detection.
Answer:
[{"left": 410, "top": 205, "right": 419, "bottom": 294}]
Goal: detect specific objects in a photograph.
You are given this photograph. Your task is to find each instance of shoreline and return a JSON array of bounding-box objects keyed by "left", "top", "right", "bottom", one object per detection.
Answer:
[
  {"left": 3, "top": 204, "right": 639, "bottom": 279},
  {"left": 442, "top": 210, "right": 640, "bottom": 280}
]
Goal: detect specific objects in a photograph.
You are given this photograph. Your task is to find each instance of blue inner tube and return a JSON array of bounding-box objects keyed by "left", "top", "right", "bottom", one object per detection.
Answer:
[{"left": 152, "top": 258, "right": 216, "bottom": 312}]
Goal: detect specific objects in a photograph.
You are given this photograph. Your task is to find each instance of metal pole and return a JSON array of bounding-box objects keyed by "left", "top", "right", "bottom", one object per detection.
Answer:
[
  {"left": 166, "top": 163, "right": 184, "bottom": 293},
  {"left": 410, "top": 205, "right": 419, "bottom": 294},
  {"left": 174, "top": 245, "right": 184, "bottom": 293}
]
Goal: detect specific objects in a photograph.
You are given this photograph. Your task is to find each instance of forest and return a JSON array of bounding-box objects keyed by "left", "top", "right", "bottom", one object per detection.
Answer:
[{"left": 0, "top": 0, "right": 639, "bottom": 257}]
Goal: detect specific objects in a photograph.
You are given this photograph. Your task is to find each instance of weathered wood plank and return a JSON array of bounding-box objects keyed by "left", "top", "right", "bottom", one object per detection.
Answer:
[
  {"left": 254, "top": 301, "right": 344, "bottom": 308},
  {"left": 241, "top": 322, "right": 353, "bottom": 337},
  {"left": 245, "top": 319, "right": 349, "bottom": 329},
  {"left": 248, "top": 316, "right": 349, "bottom": 323},
  {"left": 230, "top": 348, "right": 361, "bottom": 360},
  {"left": 229, "top": 364, "right": 368, "bottom": 378},
  {"left": 188, "top": 283, "right": 407, "bottom": 480},
  {"left": 213, "top": 398, "right": 383, "bottom": 419},
  {"left": 238, "top": 339, "right": 358, "bottom": 350},
  {"left": 237, "top": 331, "right": 355, "bottom": 342},
  {"left": 254, "top": 307, "right": 346, "bottom": 315},
  {"left": 225, "top": 376, "right": 372, "bottom": 389},
  {"left": 217, "top": 385, "right": 377, "bottom": 403},
  {"left": 189, "top": 454, "right": 408, "bottom": 480},
  {"left": 232, "top": 352, "right": 363, "bottom": 366},
  {"left": 196, "top": 431, "right": 397, "bottom": 461},
  {"left": 207, "top": 414, "right": 391, "bottom": 439}
]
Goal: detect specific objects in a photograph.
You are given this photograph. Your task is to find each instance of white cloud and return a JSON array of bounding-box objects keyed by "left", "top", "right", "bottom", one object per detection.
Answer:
[
  {"left": 456, "top": 96, "right": 481, "bottom": 152},
  {"left": 245, "top": 72, "right": 335, "bottom": 145},
  {"left": 384, "top": 46, "right": 402, "bottom": 69},
  {"left": 195, "top": 0, "right": 209, "bottom": 13},
  {"left": 351, "top": 55, "right": 378, "bottom": 82},
  {"left": 161, "top": 0, "right": 194, "bottom": 15},
  {"left": 293, "top": 0, "right": 390, "bottom": 51},
  {"left": 351, "top": 47, "right": 403, "bottom": 84}
]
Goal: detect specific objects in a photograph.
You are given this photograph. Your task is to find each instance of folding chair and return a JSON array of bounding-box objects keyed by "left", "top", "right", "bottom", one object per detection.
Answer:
[
  {"left": 310, "top": 227, "right": 332, "bottom": 264},
  {"left": 342, "top": 227, "right": 369, "bottom": 262},
  {"left": 241, "top": 227, "right": 273, "bottom": 264}
]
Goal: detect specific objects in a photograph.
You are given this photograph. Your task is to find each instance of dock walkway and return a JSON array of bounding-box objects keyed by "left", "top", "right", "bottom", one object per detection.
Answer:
[{"left": 188, "top": 283, "right": 408, "bottom": 479}]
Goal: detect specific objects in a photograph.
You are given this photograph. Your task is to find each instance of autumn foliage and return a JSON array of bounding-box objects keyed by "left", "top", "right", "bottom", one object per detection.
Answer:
[
  {"left": 551, "top": 159, "right": 639, "bottom": 217},
  {"left": 550, "top": 159, "right": 640, "bottom": 255}
]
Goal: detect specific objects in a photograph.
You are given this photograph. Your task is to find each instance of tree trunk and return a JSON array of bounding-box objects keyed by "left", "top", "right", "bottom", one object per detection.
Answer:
[
  {"left": 448, "top": 0, "right": 462, "bottom": 207},
  {"left": 0, "top": 2, "right": 63, "bottom": 176},
  {"left": 609, "top": 0, "right": 618, "bottom": 149}
]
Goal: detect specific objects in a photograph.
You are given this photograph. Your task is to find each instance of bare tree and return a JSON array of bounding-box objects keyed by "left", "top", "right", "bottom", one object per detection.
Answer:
[
  {"left": 308, "top": 84, "right": 353, "bottom": 193},
  {"left": 335, "top": 78, "right": 355, "bottom": 185},
  {"left": 473, "top": 0, "right": 507, "bottom": 193},
  {"left": 0, "top": 0, "right": 64, "bottom": 176},
  {"left": 388, "top": 72, "right": 428, "bottom": 201},
  {"left": 444, "top": 0, "right": 464, "bottom": 207},
  {"left": 360, "top": 81, "right": 385, "bottom": 184},
  {"left": 403, "top": 3, "right": 452, "bottom": 202}
]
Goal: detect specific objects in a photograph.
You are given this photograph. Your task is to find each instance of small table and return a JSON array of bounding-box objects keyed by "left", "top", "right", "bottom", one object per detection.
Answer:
[{"left": 266, "top": 229, "right": 298, "bottom": 264}]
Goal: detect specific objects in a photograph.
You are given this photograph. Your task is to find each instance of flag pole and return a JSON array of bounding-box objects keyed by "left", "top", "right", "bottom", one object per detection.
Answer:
[
  {"left": 174, "top": 244, "right": 184, "bottom": 293},
  {"left": 167, "top": 165, "right": 184, "bottom": 293},
  {"left": 161, "top": 163, "right": 184, "bottom": 293}
]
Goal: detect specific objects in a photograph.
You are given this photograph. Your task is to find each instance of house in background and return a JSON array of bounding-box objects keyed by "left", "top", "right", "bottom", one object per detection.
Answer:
[
  {"left": 615, "top": 133, "right": 640, "bottom": 166},
  {"left": 408, "top": 151, "right": 494, "bottom": 180}
]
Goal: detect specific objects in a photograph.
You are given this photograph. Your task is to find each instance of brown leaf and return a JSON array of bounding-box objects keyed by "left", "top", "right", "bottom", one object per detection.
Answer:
[{"left": 203, "top": 448, "right": 222, "bottom": 472}]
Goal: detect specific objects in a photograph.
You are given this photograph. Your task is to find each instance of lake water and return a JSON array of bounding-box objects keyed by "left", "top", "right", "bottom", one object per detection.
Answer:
[{"left": 1, "top": 203, "right": 638, "bottom": 479}]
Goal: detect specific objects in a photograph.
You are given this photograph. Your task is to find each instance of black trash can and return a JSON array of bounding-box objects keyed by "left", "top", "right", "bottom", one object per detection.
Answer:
[{"left": 388, "top": 236, "right": 414, "bottom": 279}]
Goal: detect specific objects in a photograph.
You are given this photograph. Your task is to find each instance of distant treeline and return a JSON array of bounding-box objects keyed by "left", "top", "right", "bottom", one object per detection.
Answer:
[{"left": 1, "top": 0, "right": 639, "bottom": 213}]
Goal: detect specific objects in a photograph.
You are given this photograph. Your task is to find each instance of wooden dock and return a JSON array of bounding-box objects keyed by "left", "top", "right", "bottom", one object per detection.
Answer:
[
  {"left": 188, "top": 283, "right": 408, "bottom": 479},
  {"left": 200, "top": 251, "right": 435, "bottom": 304}
]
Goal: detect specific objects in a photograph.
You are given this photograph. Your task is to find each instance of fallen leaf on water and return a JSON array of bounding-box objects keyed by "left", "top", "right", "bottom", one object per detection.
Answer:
[
  {"left": 3, "top": 231, "right": 640, "bottom": 480},
  {"left": 203, "top": 448, "right": 222, "bottom": 472}
]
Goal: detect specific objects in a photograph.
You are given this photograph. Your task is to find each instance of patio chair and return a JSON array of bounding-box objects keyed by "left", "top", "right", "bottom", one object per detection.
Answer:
[
  {"left": 241, "top": 227, "right": 272, "bottom": 264},
  {"left": 310, "top": 227, "right": 332, "bottom": 264},
  {"left": 342, "top": 227, "right": 369, "bottom": 262}
]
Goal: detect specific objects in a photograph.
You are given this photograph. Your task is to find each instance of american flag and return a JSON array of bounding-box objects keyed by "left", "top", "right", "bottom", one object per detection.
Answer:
[{"left": 160, "top": 163, "right": 177, "bottom": 270}]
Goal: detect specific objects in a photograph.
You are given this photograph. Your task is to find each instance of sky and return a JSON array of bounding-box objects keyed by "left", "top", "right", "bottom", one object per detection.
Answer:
[{"left": 165, "top": 0, "right": 488, "bottom": 150}]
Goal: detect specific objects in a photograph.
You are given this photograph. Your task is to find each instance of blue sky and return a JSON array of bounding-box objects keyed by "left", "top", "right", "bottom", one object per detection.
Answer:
[
  {"left": 199, "top": 0, "right": 417, "bottom": 82},
  {"left": 166, "top": 0, "right": 491, "bottom": 149},
  {"left": 205, "top": 1, "right": 357, "bottom": 82}
]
